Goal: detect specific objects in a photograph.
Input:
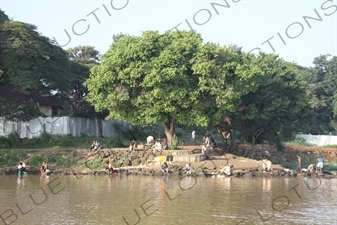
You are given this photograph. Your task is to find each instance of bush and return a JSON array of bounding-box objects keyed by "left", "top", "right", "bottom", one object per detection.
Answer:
[
  {"left": 56, "top": 154, "right": 67, "bottom": 167},
  {"left": 0, "top": 137, "right": 11, "bottom": 149},
  {"left": 46, "top": 154, "right": 56, "bottom": 164},
  {"left": 59, "top": 136, "right": 73, "bottom": 147},
  {"left": 30, "top": 155, "right": 43, "bottom": 167},
  {"left": 107, "top": 134, "right": 124, "bottom": 148},
  {"left": 86, "top": 155, "right": 103, "bottom": 169},
  {"left": 170, "top": 137, "right": 179, "bottom": 150}
]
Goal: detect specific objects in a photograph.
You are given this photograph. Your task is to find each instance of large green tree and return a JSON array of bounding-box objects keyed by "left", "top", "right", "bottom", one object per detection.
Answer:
[
  {"left": 0, "top": 19, "right": 71, "bottom": 95},
  {"left": 86, "top": 31, "right": 207, "bottom": 145},
  {"left": 231, "top": 53, "right": 313, "bottom": 154},
  {"left": 64, "top": 46, "right": 102, "bottom": 118},
  {"left": 191, "top": 44, "right": 263, "bottom": 150},
  {"left": 0, "top": 10, "right": 73, "bottom": 121},
  {"left": 298, "top": 55, "right": 337, "bottom": 134}
]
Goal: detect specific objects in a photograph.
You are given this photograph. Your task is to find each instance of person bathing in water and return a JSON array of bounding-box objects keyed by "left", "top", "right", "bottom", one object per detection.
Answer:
[{"left": 40, "top": 161, "right": 48, "bottom": 173}]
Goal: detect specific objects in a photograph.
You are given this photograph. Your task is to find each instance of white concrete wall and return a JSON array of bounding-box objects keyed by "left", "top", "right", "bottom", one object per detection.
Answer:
[
  {"left": 296, "top": 134, "right": 337, "bottom": 146},
  {"left": 0, "top": 116, "right": 130, "bottom": 138}
]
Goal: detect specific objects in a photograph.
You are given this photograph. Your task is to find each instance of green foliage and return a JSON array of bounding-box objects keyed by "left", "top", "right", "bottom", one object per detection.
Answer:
[
  {"left": 56, "top": 154, "right": 67, "bottom": 167},
  {"left": 112, "top": 123, "right": 148, "bottom": 141},
  {"left": 86, "top": 155, "right": 103, "bottom": 169},
  {"left": 107, "top": 134, "right": 124, "bottom": 147},
  {"left": 30, "top": 155, "right": 43, "bottom": 167},
  {"left": 67, "top": 45, "right": 100, "bottom": 64},
  {"left": 225, "top": 53, "right": 313, "bottom": 151},
  {"left": 58, "top": 135, "right": 73, "bottom": 147},
  {"left": 298, "top": 55, "right": 337, "bottom": 134},
  {"left": 170, "top": 137, "right": 179, "bottom": 150},
  {"left": 0, "top": 20, "right": 71, "bottom": 94},
  {"left": 0, "top": 98, "right": 42, "bottom": 122},
  {"left": 0, "top": 150, "right": 28, "bottom": 166},
  {"left": 46, "top": 154, "right": 56, "bottom": 164},
  {"left": 324, "top": 161, "right": 337, "bottom": 171},
  {"left": 0, "top": 10, "right": 10, "bottom": 25},
  {"left": 86, "top": 30, "right": 205, "bottom": 146},
  {"left": 0, "top": 136, "right": 12, "bottom": 149}
]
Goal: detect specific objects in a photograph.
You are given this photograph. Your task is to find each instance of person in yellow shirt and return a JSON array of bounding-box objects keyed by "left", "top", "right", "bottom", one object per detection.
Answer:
[{"left": 262, "top": 159, "right": 272, "bottom": 172}]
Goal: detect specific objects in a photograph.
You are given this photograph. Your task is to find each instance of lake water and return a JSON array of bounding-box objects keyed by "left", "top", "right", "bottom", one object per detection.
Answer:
[{"left": 0, "top": 174, "right": 336, "bottom": 225}]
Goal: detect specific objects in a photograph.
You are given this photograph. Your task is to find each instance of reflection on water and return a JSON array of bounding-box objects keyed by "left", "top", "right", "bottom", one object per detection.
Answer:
[{"left": 0, "top": 175, "right": 336, "bottom": 225}]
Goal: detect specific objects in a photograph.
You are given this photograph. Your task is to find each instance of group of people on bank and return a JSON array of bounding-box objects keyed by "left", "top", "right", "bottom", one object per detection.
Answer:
[
  {"left": 128, "top": 136, "right": 168, "bottom": 152},
  {"left": 90, "top": 140, "right": 102, "bottom": 151},
  {"left": 260, "top": 155, "right": 325, "bottom": 174},
  {"left": 162, "top": 162, "right": 195, "bottom": 176},
  {"left": 296, "top": 154, "right": 324, "bottom": 174}
]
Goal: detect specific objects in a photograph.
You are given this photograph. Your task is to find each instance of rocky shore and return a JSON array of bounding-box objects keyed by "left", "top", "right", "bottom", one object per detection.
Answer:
[
  {"left": 1, "top": 145, "right": 336, "bottom": 179},
  {"left": 1, "top": 164, "right": 336, "bottom": 179}
]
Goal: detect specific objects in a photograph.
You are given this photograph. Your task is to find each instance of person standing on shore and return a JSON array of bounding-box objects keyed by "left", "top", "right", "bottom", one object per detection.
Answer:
[
  {"left": 262, "top": 159, "right": 272, "bottom": 172},
  {"left": 316, "top": 156, "right": 324, "bottom": 173},
  {"left": 296, "top": 155, "right": 302, "bottom": 174},
  {"left": 192, "top": 130, "right": 196, "bottom": 145}
]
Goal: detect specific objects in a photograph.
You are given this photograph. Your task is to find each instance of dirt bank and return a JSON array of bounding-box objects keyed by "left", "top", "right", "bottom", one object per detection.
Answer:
[{"left": 1, "top": 144, "right": 336, "bottom": 179}]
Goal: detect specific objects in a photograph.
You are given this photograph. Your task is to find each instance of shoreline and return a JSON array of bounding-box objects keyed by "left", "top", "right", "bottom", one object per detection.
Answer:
[
  {"left": 1, "top": 145, "right": 336, "bottom": 179},
  {"left": 2, "top": 164, "right": 336, "bottom": 179}
]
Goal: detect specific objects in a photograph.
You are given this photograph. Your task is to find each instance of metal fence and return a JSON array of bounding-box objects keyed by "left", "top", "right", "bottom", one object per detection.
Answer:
[{"left": 0, "top": 116, "right": 130, "bottom": 138}]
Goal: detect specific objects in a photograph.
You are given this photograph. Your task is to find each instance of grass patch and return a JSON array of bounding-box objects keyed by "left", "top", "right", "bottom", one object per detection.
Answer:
[
  {"left": 0, "top": 150, "right": 28, "bottom": 166},
  {"left": 86, "top": 155, "right": 103, "bottom": 170},
  {"left": 30, "top": 155, "right": 43, "bottom": 167}
]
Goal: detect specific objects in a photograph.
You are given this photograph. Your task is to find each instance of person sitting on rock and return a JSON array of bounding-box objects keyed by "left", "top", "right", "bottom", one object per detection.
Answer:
[
  {"left": 185, "top": 163, "right": 193, "bottom": 175},
  {"left": 161, "top": 162, "right": 169, "bottom": 175},
  {"left": 262, "top": 159, "right": 272, "bottom": 172},
  {"left": 90, "top": 140, "right": 97, "bottom": 151},
  {"left": 155, "top": 139, "right": 162, "bottom": 150},
  {"left": 92, "top": 140, "right": 102, "bottom": 151},
  {"left": 147, "top": 136, "right": 154, "bottom": 145},
  {"left": 129, "top": 140, "right": 136, "bottom": 151}
]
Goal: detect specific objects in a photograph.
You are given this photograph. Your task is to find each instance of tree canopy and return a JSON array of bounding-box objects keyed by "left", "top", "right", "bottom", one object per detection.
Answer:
[
  {"left": 86, "top": 31, "right": 206, "bottom": 144},
  {"left": 298, "top": 55, "right": 337, "bottom": 134},
  {"left": 0, "top": 20, "right": 71, "bottom": 95},
  {"left": 86, "top": 30, "right": 314, "bottom": 148}
]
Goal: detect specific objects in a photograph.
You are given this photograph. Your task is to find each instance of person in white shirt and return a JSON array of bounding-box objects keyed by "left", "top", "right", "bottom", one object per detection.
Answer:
[
  {"left": 262, "top": 159, "right": 272, "bottom": 172},
  {"left": 192, "top": 130, "right": 196, "bottom": 145},
  {"left": 155, "top": 140, "right": 162, "bottom": 149},
  {"left": 147, "top": 136, "right": 154, "bottom": 145},
  {"left": 185, "top": 163, "right": 193, "bottom": 175}
]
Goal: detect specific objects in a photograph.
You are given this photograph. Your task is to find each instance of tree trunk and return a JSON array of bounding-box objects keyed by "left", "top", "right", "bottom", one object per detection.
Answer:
[
  {"left": 229, "top": 130, "right": 236, "bottom": 152},
  {"left": 217, "top": 117, "right": 232, "bottom": 153},
  {"left": 163, "top": 117, "right": 176, "bottom": 147},
  {"left": 250, "top": 128, "right": 264, "bottom": 158},
  {"left": 218, "top": 128, "right": 230, "bottom": 152},
  {"left": 250, "top": 134, "right": 256, "bottom": 159}
]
